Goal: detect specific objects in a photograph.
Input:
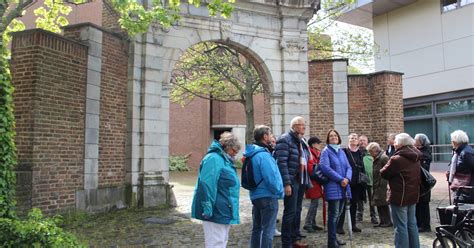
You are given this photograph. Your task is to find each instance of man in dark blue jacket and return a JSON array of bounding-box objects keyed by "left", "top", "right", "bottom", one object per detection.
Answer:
[
  {"left": 274, "top": 116, "right": 311, "bottom": 248},
  {"left": 244, "top": 125, "right": 284, "bottom": 248}
]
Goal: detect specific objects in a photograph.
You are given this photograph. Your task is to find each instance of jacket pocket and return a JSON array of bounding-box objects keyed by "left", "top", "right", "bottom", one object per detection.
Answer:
[{"left": 215, "top": 170, "right": 235, "bottom": 220}]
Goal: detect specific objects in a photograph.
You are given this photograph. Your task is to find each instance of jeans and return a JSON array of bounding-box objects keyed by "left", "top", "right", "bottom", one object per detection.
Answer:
[
  {"left": 251, "top": 197, "right": 279, "bottom": 248},
  {"left": 391, "top": 204, "right": 420, "bottom": 248},
  {"left": 327, "top": 199, "right": 345, "bottom": 248},
  {"left": 281, "top": 182, "right": 305, "bottom": 247},
  {"left": 304, "top": 198, "right": 319, "bottom": 227}
]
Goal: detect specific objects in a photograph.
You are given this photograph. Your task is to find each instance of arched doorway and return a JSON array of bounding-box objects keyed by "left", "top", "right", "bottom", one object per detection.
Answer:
[{"left": 125, "top": 1, "right": 317, "bottom": 207}]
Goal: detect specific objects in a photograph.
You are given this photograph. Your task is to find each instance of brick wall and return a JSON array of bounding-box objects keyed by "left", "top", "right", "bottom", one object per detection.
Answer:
[
  {"left": 101, "top": 0, "right": 123, "bottom": 33},
  {"left": 98, "top": 31, "right": 129, "bottom": 187},
  {"left": 11, "top": 30, "right": 87, "bottom": 214},
  {"left": 170, "top": 98, "right": 211, "bottom": 168},
  {"left": 211, "top": 94, "right": 265, "bottom": 126},
  {"left": 308, "top": 60, "right": 334, "bottom": 141},
  {"left": 348, "top": 75, "right": 372, "bottom": 138}
]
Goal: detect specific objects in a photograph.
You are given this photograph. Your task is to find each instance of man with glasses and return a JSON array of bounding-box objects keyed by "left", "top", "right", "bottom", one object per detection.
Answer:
[{"left": 274, "top": 116, "right": 311, "bottom": 248}]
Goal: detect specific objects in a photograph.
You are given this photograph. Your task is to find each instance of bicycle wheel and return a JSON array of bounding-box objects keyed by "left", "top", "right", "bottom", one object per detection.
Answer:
[
  {"left": 455, "top": 228, "right": 474, "bottom": 245},
  {"left": 433, "top": 237, "right": 457, "bottom": 248}
]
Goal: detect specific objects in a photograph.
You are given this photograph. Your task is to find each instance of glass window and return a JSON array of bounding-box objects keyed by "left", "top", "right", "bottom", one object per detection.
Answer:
[
  {"left": 436, "top": 114, "right": 474, "bottom": 161},
  {"left": 460, "top": 0, "right": 474, "bottom": 6},
  {"left": 436, "top": 99, "right": 474, "bottom": 114},
  {"left": 404, "top": 105, "right": 432, "bottom": 117},
  {"left": 404, "top": 119, "right": 434, "bottom": 143},
  {"left": 442, "top": 0, "right": 458, "bottom": 11}
]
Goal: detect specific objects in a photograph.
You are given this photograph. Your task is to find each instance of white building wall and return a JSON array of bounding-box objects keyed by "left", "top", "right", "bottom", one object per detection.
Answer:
[{"left": 373, "top": 0, "right": 474, "bottom": 99}]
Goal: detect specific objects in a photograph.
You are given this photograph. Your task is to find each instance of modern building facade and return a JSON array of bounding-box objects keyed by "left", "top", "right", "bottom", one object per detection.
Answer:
[{"left": 341, "top": 0, "right": 474, "bottom": 160}]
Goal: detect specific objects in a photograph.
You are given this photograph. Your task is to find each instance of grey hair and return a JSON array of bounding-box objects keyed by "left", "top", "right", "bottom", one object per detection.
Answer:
[
  {"left": 366, "top": 142, "right": 381, "bottom": 152},
  {"left": 290, "top": 116, "right": 305, "bottom": 128},
  {"left": 415, "top": 133, "right": 431, "bottom": 147},
  {"left": 394, "top": 133, "right": 415, "bottom": 147},
  {"left": 219, "top": 132, "right": 241, "bottom": 151},
  {"left": 450, "top": 130, "right": 469, "bottom": 144},
  {"left": 253, "top": 125, "right": 271, "bottom": 142}
]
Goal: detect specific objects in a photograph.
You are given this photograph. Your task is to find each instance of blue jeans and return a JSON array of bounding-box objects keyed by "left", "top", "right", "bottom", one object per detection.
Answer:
[
  {"left": 281, "top": 182, "right": 305, "bottom": 247},
  {"left": 250, "top": 197, "right": 279, "bottom": 248},
  {"left": 391, "top": 204, "right": 420, "bottom": 248},
  {"left": 327, "top": 199, "right": 345, "bottom": 248}
]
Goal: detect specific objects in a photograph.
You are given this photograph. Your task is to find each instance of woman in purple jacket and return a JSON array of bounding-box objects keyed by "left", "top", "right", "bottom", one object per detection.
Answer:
[{"left": 319, "top": 129, "right": 352, "bottom": 248}]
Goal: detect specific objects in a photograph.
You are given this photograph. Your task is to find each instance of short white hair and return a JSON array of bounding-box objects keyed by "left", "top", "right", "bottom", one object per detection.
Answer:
[
  {"left": 451, "top": 130, "right": 469, "bottom": 144},
  {"left": 394, "top": 133, "right": 415, "bottom": 147},
  {"left": 366, "top": 142, "right": 381, "bottom": 152},
  {"left": 290, "top": 116, "right": 305, "bottom": 128}
]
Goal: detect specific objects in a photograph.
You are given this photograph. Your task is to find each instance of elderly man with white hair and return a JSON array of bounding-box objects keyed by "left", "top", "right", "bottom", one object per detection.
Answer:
[
  {"left": 448, "top": 129, "right": 474, "bottom": 204},
  {"left": 380, "top": 133, "right": 422, "bottom": 248},
  {"left": 274, "top": 116, "right": 311, "bottom": 248}
]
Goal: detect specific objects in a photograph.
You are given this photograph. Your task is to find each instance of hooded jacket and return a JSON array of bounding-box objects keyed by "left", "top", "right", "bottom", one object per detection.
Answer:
[
  {"left": 191, "top": 140, "right": 240, "bottom": 224},
  {"left": 380, "top": 145, "right": 422, "bottom": 206},
  {"left": 243, "top": 144, "right": 284, "bottom": 201}
]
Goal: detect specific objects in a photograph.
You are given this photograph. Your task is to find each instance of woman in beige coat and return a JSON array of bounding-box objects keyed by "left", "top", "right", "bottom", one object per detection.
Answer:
[{"left": 366, "top": 142, "right": 392, "bottom": 227}]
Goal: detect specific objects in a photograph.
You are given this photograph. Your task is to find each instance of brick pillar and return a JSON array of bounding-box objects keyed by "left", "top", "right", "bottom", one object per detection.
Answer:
[
  {"left": 369, "top": 71, "right": 404, "bottom": 147},
  {"left": 308, "top": 59, "right": 349, "bottom": 144},
  {"left": 11, "top": 30, "right": 87, "bottom": 214}
]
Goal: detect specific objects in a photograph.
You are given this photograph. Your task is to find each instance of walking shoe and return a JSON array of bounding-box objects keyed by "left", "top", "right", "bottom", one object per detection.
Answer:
[
  {"left": 337, "top": 239, "right": 346, "bottom": 245},
  {"left": 336, "top": 228, "right": 345, "bottom": 235},
  {"left": 274, "top": 228, "right": 281, "bottom": 237},
  {"left": 312, "top": 225, "right": 323, "bottom": 231},
  {"left": 293, "top": 240, "right": 308, "bottom": 248},
  {"left": 371, "top": 217, "right": 379, "bottom": 225},
  {"left": 352, "top": 226, "right": 362, "bottom": 232},
  {"left": 303, "top": 226, "right": 315, "bottom": 233}
]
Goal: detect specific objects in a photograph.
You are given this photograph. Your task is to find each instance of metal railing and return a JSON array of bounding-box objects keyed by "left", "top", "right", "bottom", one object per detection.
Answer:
[{"left": 431, "top": 143, "right": 474, "bottom": 162}]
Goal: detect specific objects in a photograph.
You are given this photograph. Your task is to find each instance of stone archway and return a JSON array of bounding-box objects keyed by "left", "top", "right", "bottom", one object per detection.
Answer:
[{"left": 126, "top": 1, "right": 318, "bottom": 207}]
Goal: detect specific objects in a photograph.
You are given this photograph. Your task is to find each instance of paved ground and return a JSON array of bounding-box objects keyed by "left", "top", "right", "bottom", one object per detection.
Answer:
[{"left": 65, "top": 170, "right": 455, "bottom": 247}]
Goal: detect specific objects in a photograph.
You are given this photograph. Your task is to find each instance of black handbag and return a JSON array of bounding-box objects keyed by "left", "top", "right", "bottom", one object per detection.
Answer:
[
  {"left": 311, "top": 163, "right": 329, "bottom": 185},
  {"left": 420, "top": 166, "right": 436, "bottom": 196}
]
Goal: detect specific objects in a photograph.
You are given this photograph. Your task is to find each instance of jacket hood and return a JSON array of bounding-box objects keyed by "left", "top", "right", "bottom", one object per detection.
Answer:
[
  {"left": 394, "top": 145, "right": 422, "bottom": 162},
  {"left": 243, "top": 144, "right": 267, "bottom": 158},
  {"left": 207, "top": 140, "right": 225, "bottom": 155}
]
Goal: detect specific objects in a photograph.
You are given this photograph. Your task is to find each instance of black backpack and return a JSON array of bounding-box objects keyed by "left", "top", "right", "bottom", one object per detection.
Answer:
[{"left": 241, "top": 151, "right": 264, "bottom": 191}]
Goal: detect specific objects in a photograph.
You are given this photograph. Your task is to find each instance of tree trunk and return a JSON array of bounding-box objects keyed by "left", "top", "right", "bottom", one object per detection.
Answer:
[{"left": 243, "top": 91, "right": 254, "bottom": 145}]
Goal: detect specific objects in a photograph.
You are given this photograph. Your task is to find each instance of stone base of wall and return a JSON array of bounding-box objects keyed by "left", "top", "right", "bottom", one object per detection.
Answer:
[{"left": 76, "top": 186, "right": 127, "bottom": 213}]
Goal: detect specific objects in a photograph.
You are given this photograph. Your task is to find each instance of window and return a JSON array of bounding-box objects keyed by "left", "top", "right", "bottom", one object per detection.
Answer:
[
  {"left": 403, "top": 104, "right": 432, "bottom": 117},
  {"left": 437, "top": 99, "right": 474, "bottom": 114},
  {"left": 442, "top": 0, "right": 474, "bottom": 12}
]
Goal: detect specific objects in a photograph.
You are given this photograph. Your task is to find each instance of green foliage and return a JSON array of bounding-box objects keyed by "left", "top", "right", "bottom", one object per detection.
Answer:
[
  {"left": 0, "top": 46, "right": 17, "bottom": 219},
  {"left": 308, "top": 0, "right": 377, "bottom": 71},
  {"left": 169, "top": 154, "right": 190, "bottom": 172},
  {"left": 171, "top": 42, "right": 261, "bottom": 105},
  {"left": 112, "top": 0, "right": 235, "bottom": 37},
  {"left": 234, "top": 158, "right": 242, "bottom": 169},
  {"left": 34, "top": 0, "right": 72, "bottom": 33},
  {"left": 0, "top": 208, "right": 86, "bottom": 247}
]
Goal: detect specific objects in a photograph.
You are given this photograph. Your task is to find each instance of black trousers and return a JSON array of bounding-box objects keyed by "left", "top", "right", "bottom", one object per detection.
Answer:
[{"left": 416, "top": 201, "right": 431, "bottom": 229}]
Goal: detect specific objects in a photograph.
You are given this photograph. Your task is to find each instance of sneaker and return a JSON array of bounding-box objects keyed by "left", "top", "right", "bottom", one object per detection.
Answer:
[
  {"left": 274, "top": 229, "right": 281, "bottom": 237},
  {"left": 312, "top": 225, "right": 323, "bottom": 231},
  {"left": 303, "top": 226, "right": 315, "bottom": 233},
  {"left": 293, "top": 241, "right": 308, "bottom": 248},
  {"left": 371, "top": 217, "right": 379, "bottom": 225}
]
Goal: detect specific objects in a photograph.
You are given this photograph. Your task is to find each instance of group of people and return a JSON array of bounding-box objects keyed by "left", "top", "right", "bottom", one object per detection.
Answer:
[{"left": 190, "top": 116, "right": 474, "bottom": 248}]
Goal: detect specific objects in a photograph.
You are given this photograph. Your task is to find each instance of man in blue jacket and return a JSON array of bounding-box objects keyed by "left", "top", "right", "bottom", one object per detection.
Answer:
[
  {"left": 274, "top": 116, "right": 311, "bottom": 248},
  {"left": 244, "top": 125, "right": 284, "bottom": 248}
]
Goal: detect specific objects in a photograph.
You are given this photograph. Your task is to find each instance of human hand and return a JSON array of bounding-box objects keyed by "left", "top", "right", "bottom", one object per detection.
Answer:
[
  {"left": 285, "top": 185, "right": 292, "bottom": 196},
  {"left": 341, "top": 178, "right": 349, "bottom": 188}
]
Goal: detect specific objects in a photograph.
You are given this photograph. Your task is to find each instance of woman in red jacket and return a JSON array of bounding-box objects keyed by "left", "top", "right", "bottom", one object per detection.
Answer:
[{"left": 303, "top": 136, "right": 324, "bottom": 232}]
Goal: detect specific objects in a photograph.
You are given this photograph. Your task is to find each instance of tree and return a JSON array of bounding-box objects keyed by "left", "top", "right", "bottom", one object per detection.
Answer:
[
  {"left": 308, "top": 0, "right": 377, "bottom": 71},
  {"left": 0, "top": 0, "right": 234, "bottom": 218},
  {"left": 171, "top": 42, "right": 261, "bottom": 144}
]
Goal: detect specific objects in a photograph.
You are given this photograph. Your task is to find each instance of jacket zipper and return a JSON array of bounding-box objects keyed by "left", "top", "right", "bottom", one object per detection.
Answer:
[{"left": 400, "top": 173, "right": 405, "bottom": 206}]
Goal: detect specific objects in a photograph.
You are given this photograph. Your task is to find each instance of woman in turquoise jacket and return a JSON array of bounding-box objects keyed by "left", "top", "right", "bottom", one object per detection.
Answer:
[{"left": 191, "top": 132, "right": 241, "bottom": 248}]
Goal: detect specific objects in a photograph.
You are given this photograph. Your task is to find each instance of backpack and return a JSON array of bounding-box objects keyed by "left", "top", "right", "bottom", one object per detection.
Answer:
[{"left": 241, "top": 151, "right": 264, "bottom": 191}]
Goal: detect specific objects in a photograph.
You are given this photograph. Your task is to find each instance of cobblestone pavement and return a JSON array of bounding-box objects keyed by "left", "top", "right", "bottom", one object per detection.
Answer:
[{"left": 66, "top": 170, "right": 455, "bottom": 247}]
